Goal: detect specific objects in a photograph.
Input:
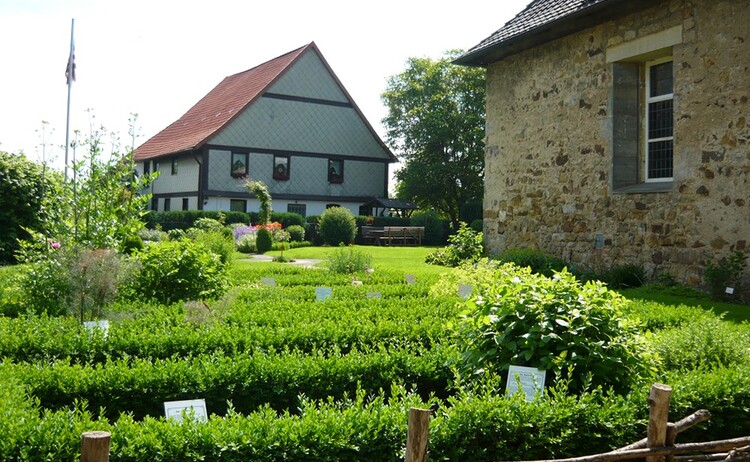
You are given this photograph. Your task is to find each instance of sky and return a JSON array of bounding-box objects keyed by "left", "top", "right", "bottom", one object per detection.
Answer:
[{"left": 0, "top": 0, "right": 529, "bottom": 172}]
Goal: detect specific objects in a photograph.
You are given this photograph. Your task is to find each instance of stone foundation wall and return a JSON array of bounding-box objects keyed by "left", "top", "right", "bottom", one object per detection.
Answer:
[{"left": 483, "top": 0, "right": 749, "bottom": 288}]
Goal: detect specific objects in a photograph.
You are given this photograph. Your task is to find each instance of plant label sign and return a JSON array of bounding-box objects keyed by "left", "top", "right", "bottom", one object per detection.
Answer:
[
  {"left": 164, "top": 398, "right": 208, "bottom": 423},
  {"left": 726, "top": 287, "right": 735, "bottom": 295},
  {"left": 405, "top": 274, "right": 416, "bottom": 285},
  {"left": 261, "top": 277, "right": 276, "bottom": 287},
  {"left": 505, "top": 365, "right": 546, "bottom": 402},
  {"left": 316, "top": 287, "right": 333, "bottom": 301},
  {"left": 458, "top": 284, "right": 473, "bottom": 300},
  {"left": 366, "top": 291, "right": 382, "bottom": 299},
  {"left": 83, "top": 320, "right": 109, "bottom": 339}
]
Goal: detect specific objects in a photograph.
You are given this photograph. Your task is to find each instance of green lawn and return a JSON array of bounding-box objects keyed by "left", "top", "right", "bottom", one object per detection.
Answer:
[
  {"left": 261, "top": 245, "right": 450, "bottom": 277},
  {"left": 620, "top": 285, "right": 750, "bottom": 323}
]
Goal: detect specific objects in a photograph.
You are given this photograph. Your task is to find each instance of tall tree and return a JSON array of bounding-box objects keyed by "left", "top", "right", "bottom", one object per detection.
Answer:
[
  {"left": 0, "top": 151, "right": 57, "bottom": 263},
  {"left": 382, "top": 51, "right": 486, "bottom": 227}
]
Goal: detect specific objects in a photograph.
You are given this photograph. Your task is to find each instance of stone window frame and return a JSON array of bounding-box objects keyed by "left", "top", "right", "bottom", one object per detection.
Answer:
[{"left": 607, "top": 25, "right": 681, "bottom": 194}]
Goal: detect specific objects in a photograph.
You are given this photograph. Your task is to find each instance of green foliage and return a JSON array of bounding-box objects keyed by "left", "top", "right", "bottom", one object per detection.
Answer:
[
  {"left": 492, "top": 247, "right": 569, "bottom": 277},
  {"left": 16, "top": 245, "right": 134, "bottom": 319},
  {"left": 452, "top": 264, "right": 654, "bottom": 394},
  {"left": 425, "top": 222, "right": 483, "bottom": 267},
  {"left": 191, "top": 229, "right": 234, "bottom": 265},
  {"left": 327, "top": 246, "right": 373, "bottom": 274},
  {"left": 409, "top": 210, "right": 447, "bottom": 245},
  {"left": 145, "top": 210, "right": 249, "bottom": 231},
  {"left": 600, "top": 263, "right": 646, "bottom": 289},
  {"left": 0, "top": 151, "right": 55, "bottom": 264},
  {"left": 128, "top": 239, "right": 228, "bottom": 304},
  {"left": 704, "top": 250, "right": 747, "bottom": 300},
  {"left": 120, "top": 234, "right": 144, "bottom": 255},
  {"left": 235, "top": 234, "right": 257, "bottom": 253},
  {"left": 255, "top": 228, "right": 273, "bottom": 254},
  {"left": 383, "top": 51, "right": 486, "bottom": 227},
  {"left": 40, "top": 129, "right": 157, "bottom": 251},
  {"left": 192, "top": 217, "right": 224, "bottom": 231},
  {"left": 319, "top": 207, "right": 356, "bottom": 246},
  {"left": 469, "top": 218, "right": 483, "bottom": 233},
  {"left": 245, "top": 180, "right": 272, "bottom": 225},
  {"left": 286, "top": 224, "right": 306, "bottom": 242},
  {"left": 270, "top": 211, "right": 305, "bottom": 228},
  {"left": 651, "top": 317, "right": 750, "bottom": 371}
]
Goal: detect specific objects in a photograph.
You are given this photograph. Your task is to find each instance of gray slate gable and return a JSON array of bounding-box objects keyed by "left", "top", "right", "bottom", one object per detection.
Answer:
[{"left": 455, "top": 0, "right": 652, "bottom": 66}]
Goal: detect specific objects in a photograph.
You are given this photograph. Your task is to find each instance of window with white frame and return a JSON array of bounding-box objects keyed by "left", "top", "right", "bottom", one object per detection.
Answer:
[
  {"left": 645, "top": 58, "right": 673, "bottom": 181},
  {"left": 273, "top": 155, "right": 289, "bottom": 181}
]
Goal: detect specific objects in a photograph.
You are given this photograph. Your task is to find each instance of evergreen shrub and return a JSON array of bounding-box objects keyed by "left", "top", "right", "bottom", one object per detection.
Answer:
[{"left": 319, "top": 207, "right": 356, "bottom": 246}]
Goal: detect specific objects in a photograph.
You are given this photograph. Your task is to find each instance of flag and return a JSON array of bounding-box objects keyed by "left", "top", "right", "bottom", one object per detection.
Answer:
[{"left": 65, "top": 41, "right": 76, "bottom": 83}]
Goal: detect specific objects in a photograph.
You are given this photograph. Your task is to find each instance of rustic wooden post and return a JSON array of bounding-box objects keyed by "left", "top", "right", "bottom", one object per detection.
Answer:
[
  {"left": 81, "top": 431, "right": 110, "bottom": 462},
  {"left": 646, "top": 383, "right": 672, "bottom": 462},
  {"left": 405, "top": 407, "right": 431, "bottom": 462}
]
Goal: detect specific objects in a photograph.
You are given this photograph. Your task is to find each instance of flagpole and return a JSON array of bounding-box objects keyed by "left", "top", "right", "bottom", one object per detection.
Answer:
[{"left": 64, "top": 18, "right": 75, "bottom": 182}]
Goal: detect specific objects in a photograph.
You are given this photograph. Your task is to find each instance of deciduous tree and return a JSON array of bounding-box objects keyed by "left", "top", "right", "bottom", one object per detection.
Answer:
[{"left": 382, "top": 51, "right": 486, "bottom": 227}]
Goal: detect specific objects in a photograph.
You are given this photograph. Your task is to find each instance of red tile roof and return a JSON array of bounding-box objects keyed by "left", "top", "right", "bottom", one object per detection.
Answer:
[{"left": 134, "top": 43, "right": 311, "bottom": 160}]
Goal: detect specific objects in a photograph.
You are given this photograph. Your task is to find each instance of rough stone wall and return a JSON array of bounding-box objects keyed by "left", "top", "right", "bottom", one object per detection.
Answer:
[{"left": 483, "top": 0, "right": 750, "bottom": 287}]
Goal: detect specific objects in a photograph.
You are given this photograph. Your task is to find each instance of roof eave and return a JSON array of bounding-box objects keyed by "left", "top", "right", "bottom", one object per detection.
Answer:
[{"left": 454, "top": 0, "right": 649, "bottom": 67}]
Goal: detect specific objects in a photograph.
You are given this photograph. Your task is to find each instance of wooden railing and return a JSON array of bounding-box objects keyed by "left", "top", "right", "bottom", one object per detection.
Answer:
[{"left": 404, "top": 383, "right": 750, "bottom": 462}]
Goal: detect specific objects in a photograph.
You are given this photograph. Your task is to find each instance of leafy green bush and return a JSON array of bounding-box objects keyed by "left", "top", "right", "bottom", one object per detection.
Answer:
[
  {"left": 193, "top": 217, "right": 224, "bottom": 231},
  {"left": 327, "top": 246, "right": 373, "bottom": 274},
  {"left": 286, "top": 224, "right": 306, "bottom": 242},
  {"left": 191, "top": 229, "right": 234, "bottom": 265},
  {"left": 600, "top": 263, "right": 646, "bottom": 289},
  {"left": 704, "top": 250, "right": 747, "bottom": 300},
  {"left": 452, "top": 264, "right": 654, "bottom": 394},
  {"left": 128, "top": 239, "right": 228, "bottom": 304},
  {"left": 319, "top": 207, "right": 356, "bottom": 246},
  {"left": 235, "top": 234, "right": 257, "bottom": 253},
  {"left": 410, "top": 210, "right": 447, "bottom": 245},
  {"left": 469, "top": 218, "right": 483, "bottom": 233},
  {"left": 491, "top": 247, "right": 568, "bottom": 277},
  {"left": 256, "top": 228, "right": 273, "bottom": 253},
  {"left": 425, "top": 222, "right": 483, "bottom": 267},
  {"left": 120, "top": 234, "right": 144, "bottom": 255},
  {"left": 651, "top": 317, "right": 750, "bottom": 371}
]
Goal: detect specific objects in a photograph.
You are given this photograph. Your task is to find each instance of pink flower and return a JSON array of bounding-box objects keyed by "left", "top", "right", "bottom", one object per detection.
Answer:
[{"left": 51, "top": 241, "right": 61, "bottom": 249}]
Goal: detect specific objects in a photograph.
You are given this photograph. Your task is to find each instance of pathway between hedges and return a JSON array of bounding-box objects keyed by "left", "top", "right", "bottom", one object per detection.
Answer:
[{"left": 239, "top": 254, "right": 323, "bottom": 269}]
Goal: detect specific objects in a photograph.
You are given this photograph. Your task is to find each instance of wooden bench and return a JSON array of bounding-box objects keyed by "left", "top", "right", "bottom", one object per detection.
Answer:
[
  {"left": 381, "top": 226, "right": 424, "bottom": 246},
  {"left": 360, "top": 226, "right": 384, "bottom": 245}
]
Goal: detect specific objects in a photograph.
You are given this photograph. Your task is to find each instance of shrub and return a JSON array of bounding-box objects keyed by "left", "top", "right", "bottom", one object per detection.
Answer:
[
  {"left": 704, "top": 251, "right": 747, "bottom": 300},
  {"left": 319, "top": 207, "right": 356, "bottom": 246},
  {"left": 452, "top": 264, "right": 654, "bottom": 394},
  {"left": 492, "top": 248, "right": 568, "bottom": 277},
  {"left": 410, "top": 210, "right": 447, "bottom": 245},
  {"left": 327, "top": 246, "right": 373, "bottom": 274},
  {"left": 193, "top": 217, "right": 224, "bottom": 231},
  {"left": 192, "top": 230, "right": 234, "bottom": 265},
  {"left": 270, "top": 212, "right": 305, "bottom": 228},
  {"left": 287, "top": 225, "right": 306, "bottom": 242},
  {"left": 651, "top": 317, "right": 750, "bottom": 371},
  {"left": 469, "top": 218, "right": 483, "bottom": 233},
  {"left": 425, "top": 222, "right": 483, "bottom": 267},
  {"left": 120, "top": 234, "right": 144, "bottom": 255},
  {"left": 601, "top": 263, "right": 646, "bottom": 289},
  {"left": 256, "top": 228, "right": 273, "bottom": 254},
  {"left": 128, "top": 239, "right": 228, "bottom": 304},
  {"left": 137, "top": 228, "right": 168, "bottom": 243},
  {"left": 236, "top": 234, "right": 257, "bottom": 253}
]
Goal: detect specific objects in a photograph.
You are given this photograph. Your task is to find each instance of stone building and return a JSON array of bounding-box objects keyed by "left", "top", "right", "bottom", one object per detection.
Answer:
[{"left": 456, "top": 0, "right": 749, "bottom": 287}]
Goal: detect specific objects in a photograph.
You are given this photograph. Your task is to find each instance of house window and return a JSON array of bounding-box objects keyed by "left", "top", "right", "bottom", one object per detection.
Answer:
[
  {"left": 287, "top": 203, "right": 306, "bottom": 216},
  {"left": 230, "top": 199, "right": 247, "bottom": 213},
  {"left": 608, "top": 26, "right": 680, "bottom": 193},
  {"left": 164, "top": 198, "right": 171, "bottom": 212},
  {"left": 171, "top": 159, "right": 178, "bottom": 175},
  {"left": 182, "top": 198, "right": 189, "bottom": 210},
  {"left": 328, "top": 159, "right": 343, "bottom": 184},
  {"left": 273, "top": 155, "right": 290, "bottom": 181},
  {"left": 231, "top": 152, "right": 248, "bottom": 178},
  {"left": 645, "top": 58, "right": 673, "bottom": 181},
  {"left": 143, "top": 161, "right": 150, "bottom": 175},
  {"left": 151, "top": 197, "right": 158, "bottom": 211}
]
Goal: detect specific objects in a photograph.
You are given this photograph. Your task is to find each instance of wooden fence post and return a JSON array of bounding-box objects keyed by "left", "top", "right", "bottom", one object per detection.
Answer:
[
  {"left": 646, "top": 383, "right": 672, "bottom": 462},
  {"left": 81, "top": 431, "right": 110, "bottom": 462},
  {"left": 405, "top": 407, "right": 431, "bottom": 462}
]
